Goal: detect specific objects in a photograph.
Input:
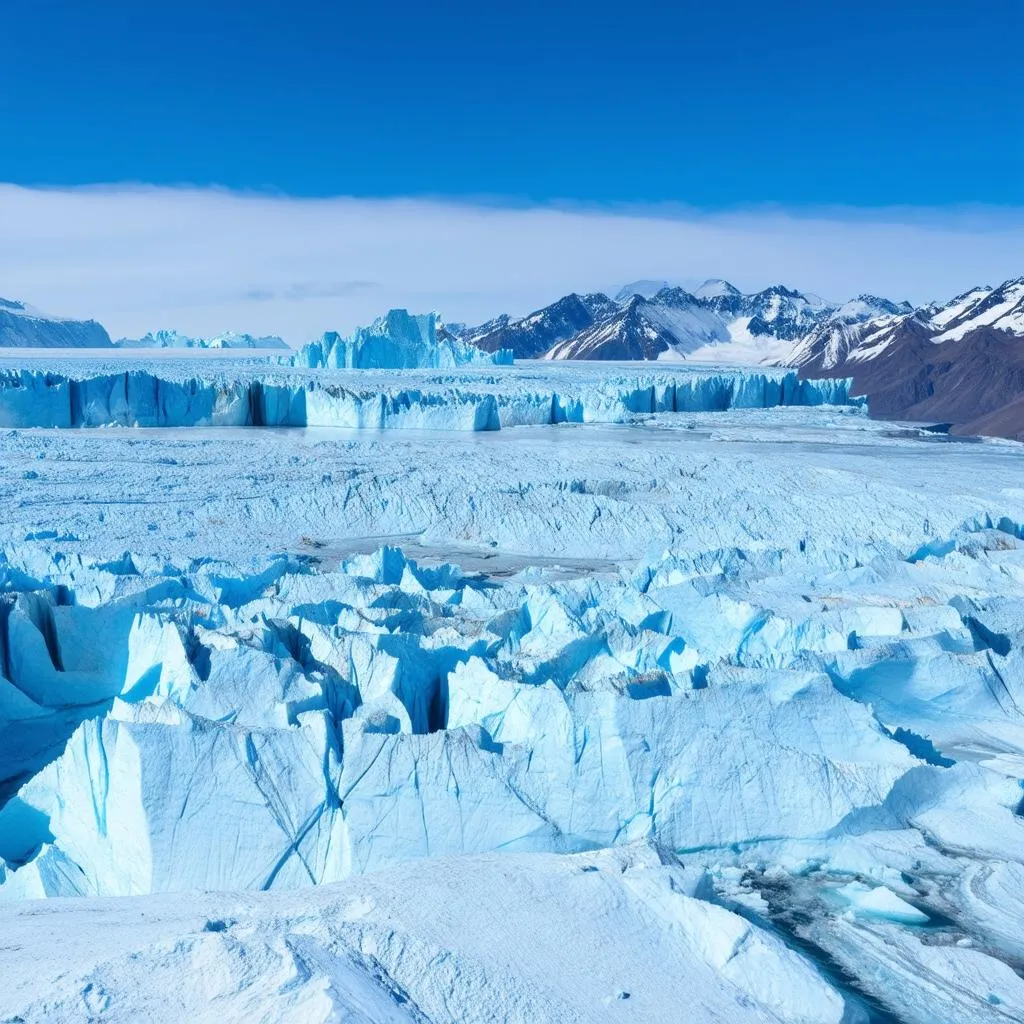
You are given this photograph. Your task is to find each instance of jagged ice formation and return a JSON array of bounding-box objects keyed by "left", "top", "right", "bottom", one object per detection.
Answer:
[
  {"left": 0, "top": 371, "right": 1023, "bottom": 1022},
  {"left": 293, "top": 310, "right": 514, "bottom": 370}
]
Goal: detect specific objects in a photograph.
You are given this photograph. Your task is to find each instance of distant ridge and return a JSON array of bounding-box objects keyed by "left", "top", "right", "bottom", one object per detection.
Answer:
[{"left": 0, "top": 297, "right": 111, "bottom": 348}]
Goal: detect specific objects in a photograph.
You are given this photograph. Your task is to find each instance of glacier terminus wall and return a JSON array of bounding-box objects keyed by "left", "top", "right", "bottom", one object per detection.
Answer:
[{"left": 0, "top": 361, "right": 860, "bottom": 431}]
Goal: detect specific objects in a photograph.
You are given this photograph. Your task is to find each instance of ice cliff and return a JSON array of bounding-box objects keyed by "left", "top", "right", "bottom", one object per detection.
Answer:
[{"left": 0, "top": 362, "right": 858, "bottom": 430}]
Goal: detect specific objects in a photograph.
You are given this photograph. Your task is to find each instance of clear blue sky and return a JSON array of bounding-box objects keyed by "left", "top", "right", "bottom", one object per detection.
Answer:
[{"left": 1, "top": 0, "right": 1020, "bottom": 207}]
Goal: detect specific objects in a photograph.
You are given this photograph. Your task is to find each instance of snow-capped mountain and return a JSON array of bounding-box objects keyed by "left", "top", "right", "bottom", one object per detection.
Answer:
[
  {"left": 790, "top": 276, "right": 1024, "bottom": 439},
  {"left": 545, "top": 295, "right": 692, "bottom": 361},
  {"left": 613, "top": 279, "right": 677, "bottom": 301},
  {"left": 789, "top": 310, "right": 920, "bottom": 373},
  {"left": 454, "top": 275, "right": 1024, "bottom": 437},
  {"left": 928, "top": 277, "right": 1024, "bottom": 341},
  {"left": 692, "top": 278, "right": 741, "bottom": 301},
  {"left": 790, "top": 312, "right": 925, "bottom": 375},
  {"left": 791, "top": 277, "right": 1024, "bottom": 374},
  {"left": 832, "top": 294, "right": 914, "bottom": 324},
  {"left": 698, "top": 283, "right": 832, "bottom": 341},
  {"left": 0, "top": 297, "right": 112, "bottom": 348},
  {"left": 461, "top": 280, "right": 887, "bottom": 364},
  {"left": 115, "top": 329, "right": 289, "bottom": 350},
  {"left": 545, "top": 289, "right": 728, "bottom": 361},
  {"left": 463, "top": 293, "right": 617, "bottom": 359}
]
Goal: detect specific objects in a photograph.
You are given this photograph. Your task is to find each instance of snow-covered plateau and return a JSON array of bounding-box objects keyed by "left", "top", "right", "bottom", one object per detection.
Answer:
[{"left": 1, "top": 358, "right": 1024, "bottom": 1023}]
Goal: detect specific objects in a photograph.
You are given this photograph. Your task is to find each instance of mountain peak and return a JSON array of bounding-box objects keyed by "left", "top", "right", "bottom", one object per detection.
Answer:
[
  {"left": 693, "top": 279, "right": 740, "bottom": 300},
  {"left": 757, "top": 284, "right": 803, "bottom": 299},
  {"left": 650, "top": 286, "right": 701, "bottom": 306},
  {"left": 613, "top": 279, "right": 674, "bottom": 302}
]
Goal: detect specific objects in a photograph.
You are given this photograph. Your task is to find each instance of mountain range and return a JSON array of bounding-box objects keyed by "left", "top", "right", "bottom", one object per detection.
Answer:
[
  {"left": 456, "top": 276, "right": 1024, "bottom": 438},
  {"left": 457, "top": 280, "right": 911, "bottom": 365},
  {"left": 789, "top": 277, "right": 1024, "bottom": 439}
]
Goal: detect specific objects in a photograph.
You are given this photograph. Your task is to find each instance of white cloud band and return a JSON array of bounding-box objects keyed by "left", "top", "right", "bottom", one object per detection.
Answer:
[{"left": 2, "top": 184, "right": 1021, "bottom": 344}]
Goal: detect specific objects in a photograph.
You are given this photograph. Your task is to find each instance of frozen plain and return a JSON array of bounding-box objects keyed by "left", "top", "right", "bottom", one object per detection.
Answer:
[{"left": 1, "top": 361, "right": 1024, "bottom": 1022}]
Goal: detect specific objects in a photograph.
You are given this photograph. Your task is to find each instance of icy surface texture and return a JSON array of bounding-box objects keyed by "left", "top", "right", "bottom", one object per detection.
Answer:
[
  {"left": 0, "top": 845, "right": 848, "bottom": 1024},
  {"left": 294, "top": 310, "right": 514, "bottom": 369},
  {"left": 0, "top": 359, "right": 857, "bottom": 430},
  {"left": 1, "top": 390, "right": 1024, "bottom": 1022}
]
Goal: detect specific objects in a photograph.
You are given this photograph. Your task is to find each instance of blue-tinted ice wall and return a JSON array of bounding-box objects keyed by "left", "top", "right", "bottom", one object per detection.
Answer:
[{"left": 0, "top": 367, "right": 860, "bottom": 431}]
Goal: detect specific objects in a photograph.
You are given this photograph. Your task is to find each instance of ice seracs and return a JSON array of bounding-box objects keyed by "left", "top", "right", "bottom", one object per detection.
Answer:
[
  {"left": 3, "top": 445, "right": 1024, "bottom": 1020},
  {"left": 294, "top": 309, "right": 513, "bottom": 369}
]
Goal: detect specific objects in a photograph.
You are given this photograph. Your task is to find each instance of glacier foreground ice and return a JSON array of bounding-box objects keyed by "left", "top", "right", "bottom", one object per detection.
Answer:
[
  {"left": 0, "top": 845, "right": 851, "bottom": 1024},
  {"left": 1, "top": 384, "right": 1024, "bottom": 1022}
]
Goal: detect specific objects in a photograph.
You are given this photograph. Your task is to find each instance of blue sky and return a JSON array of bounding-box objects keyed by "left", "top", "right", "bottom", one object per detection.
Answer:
[
  {"left": 3, "top": 0, "right": 1020, "bottom": 206},
  {"left": 1, "top": 1, "right": 1021, "bottom": 339}
]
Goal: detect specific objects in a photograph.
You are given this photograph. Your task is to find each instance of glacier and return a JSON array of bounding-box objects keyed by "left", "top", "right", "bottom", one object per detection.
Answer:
[
  {"left": 293, "top": 309, "right": 514, "bottom": 369},
  {"left": 0, "top": 360, "right": 1023, "bottom": 1022},
  {"left": 0, "top": 358, "right": 857, "bottom": 430}
]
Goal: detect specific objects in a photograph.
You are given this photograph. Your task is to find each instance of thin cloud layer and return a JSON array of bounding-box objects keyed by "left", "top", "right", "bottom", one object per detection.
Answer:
[{"left": 2, "top": 184, "right": 1022, "bottom": 344}]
